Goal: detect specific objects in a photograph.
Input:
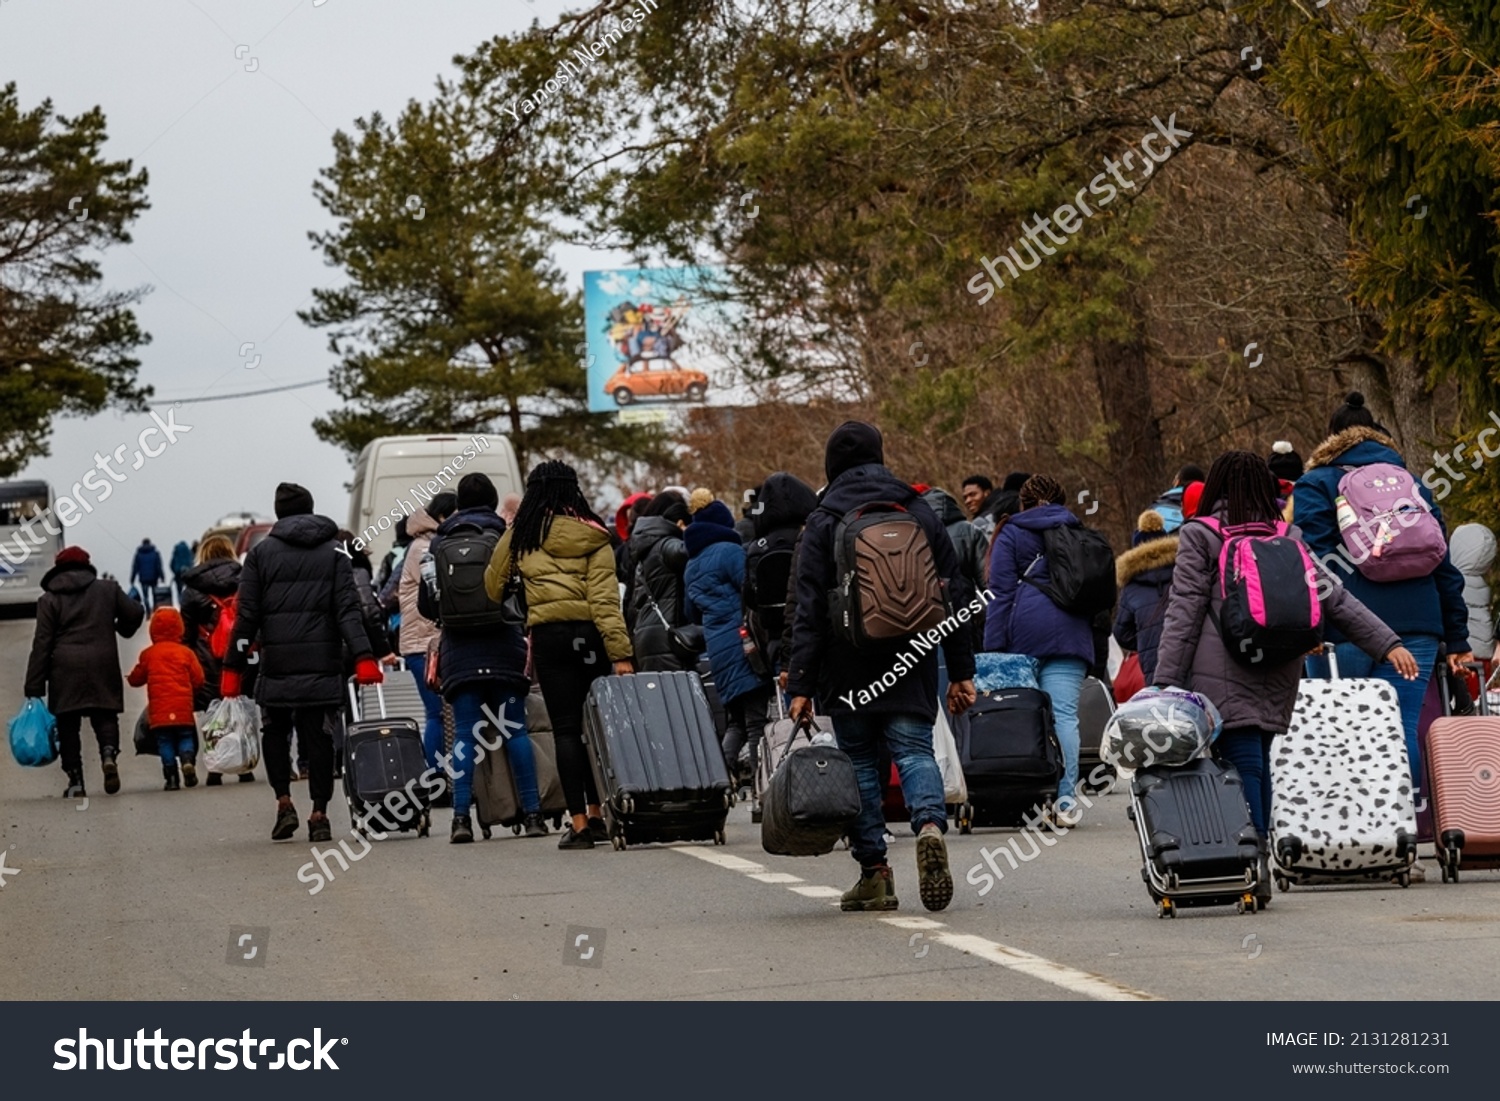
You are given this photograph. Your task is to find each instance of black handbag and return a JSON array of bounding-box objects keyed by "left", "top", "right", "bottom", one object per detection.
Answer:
[
  {"left": 760, "top": 720, "right": 861, "bottom": 857},
  {"left": 499, "top": 567, "right": 528, "bottom": 628},
  {"left": 668, "top": 624, "right": 706, "bottom": 661}
]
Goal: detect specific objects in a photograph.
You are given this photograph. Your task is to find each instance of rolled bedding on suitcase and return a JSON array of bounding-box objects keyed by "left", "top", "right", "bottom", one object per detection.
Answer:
[{"left": 1103, "top": 687, "right": 1220, "bottom": 775}]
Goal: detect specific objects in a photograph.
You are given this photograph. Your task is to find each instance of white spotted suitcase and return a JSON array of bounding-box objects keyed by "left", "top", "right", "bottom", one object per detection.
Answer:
[{"left": 1270, "top": 647, "right": 1418, "bottom": 889}]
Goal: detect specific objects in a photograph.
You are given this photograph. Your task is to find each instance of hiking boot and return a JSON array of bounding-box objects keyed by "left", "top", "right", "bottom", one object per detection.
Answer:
[
  {"left": 587, "top": 816, "right": 610, "bottom": 844},
  {"left": 163, "top": 765, "right": 181, "bottom": 792},
  {"left": 522, "top": 813, "right": 549, "bottom": 838},
  {"left": 308, "top": 814, "right": 332, "bottom": 843},
  {"left": 101, "top": 749, "right": 120, "bottom": 795},
  {"left": 180, "top": 756, "right": 198, "bottom": 788},
  {"left": 271, "top": 800, "right": 299, "bottom": 841},
  {"left": 63, "top": 771, "right": 87, "bottom": 799},
  {"left": 916, "top": 823, "right": 954, "bottom": 912},
  {"left": 558, "top": 825, "right": 596, "bottom": 850},
  {"left": 451, "top": 814, "right": 474, "bottom": 844},
  {"left": 206, "top": 772, "right": 223, "bottom": 787},
  {"left": 842, "top": 865, "right": 899, "bottom": 912},
  {"left": 1053, "top": 798, "right": 1083, "bottom": 829}
]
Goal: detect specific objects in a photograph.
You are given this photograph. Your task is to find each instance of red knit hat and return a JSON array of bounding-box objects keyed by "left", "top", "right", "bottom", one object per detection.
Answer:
[
  {"left": 55, "top": 546, "right": 91, "bottom": 567},
  {"left": 1182, "top": 481, "right": 1205, "bottom": 520}
]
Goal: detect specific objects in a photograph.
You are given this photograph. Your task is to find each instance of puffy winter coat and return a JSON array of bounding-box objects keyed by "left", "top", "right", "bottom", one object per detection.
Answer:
[
  {"left": 425, "top": 507, "right": 528, "bottom": 698},
  {"left": 923, "top": 488, "right": 988, "bottom": 593},
  {"left": 628, "top": 515, "right": 690, "bottom": 670},
  {"left": 1112, "top": 535, "right": 1178, "bottom": 684},
  {"left": 1294, "top": 427, "right": 1469, "bottom": 650},
  {"left": 349, "top": 556, "right": 392, "bottom": 662},
  {"left": 485, "top": 515, "right": 632, "bottom": 662},
  {"left": 786, "top": 463, "right": 976, "bottom": 719},
  {"left": 745, "top": 472, "right": 818, "bottom": 672},
  {"left": 130, "top": 541, "right": 164, "bottom": 586},
  {"left": 127, "top": 608, "right": 205, "bottom": 728},
  {"left": 983, "top": 503, "right": 1096, "bottom": 665},
  {"left": 1154, "top": 509, "right": 1401, "bottom": 732},
  {"left": 396, "top": 507, "right": 441, "bottom": 657},
  {"left": 685, "top": 525, "right": 765, "bottom": 704},
  {"left": 179, "top": 557, "right": 244, "bottom": 709},
  {"left": 224, "top": 513, "right": 372, "bottom": 707},
  {"left": 1449, "top": 523, "right": 1496, "bottom": 660},
  {"left": 170, "top": 541, "right": 193, "bottom": 577},
  {"left": 24, "top": 562, "right": 145, "bottom": 715}
]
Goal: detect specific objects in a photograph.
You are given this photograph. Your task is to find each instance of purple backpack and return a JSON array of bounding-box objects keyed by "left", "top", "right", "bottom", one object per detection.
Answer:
[
  {"left": 1335, "top": 463, "right": 1447, "bottom": 582},
  {"left": 1195, "top": 518, "right": 1324, "bottom": 667}
]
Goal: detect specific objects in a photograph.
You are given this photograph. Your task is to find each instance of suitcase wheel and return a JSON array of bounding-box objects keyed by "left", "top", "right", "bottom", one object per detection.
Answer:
[
  {"left": 512, "top": 824, "right": 523, "bottom": 836},
  {"left": 1158, "top": 899, "right": 1176, "bottom": 919},
  {"left": 957, "top": 802, "right": 973, "bottom": 834},
  {"left": 1236, "top": 893, "right": 1257, "bottom": 915},
  {"left": 611, "top": 835, "right": 627, "bottom": 851},
  {"left": 481, "top": 825, "right": 492, "bottom": 840},
  {"left": 417, "top": 810, "right": 430, "bottom": 839},
  {"left": 1395, "top": 870, "right": 1411, "bottom": 889},
  {"left": 713, "top": 828, "right": 726, "bottom": 846},
  {"left": 1275, "top": 873, "right": 1291, "bottom": 893}
]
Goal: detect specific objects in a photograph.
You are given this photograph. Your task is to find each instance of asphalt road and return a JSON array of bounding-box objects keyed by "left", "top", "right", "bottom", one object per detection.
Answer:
[{"left": 3, "top": 615, "right": 1498, "bottom": 1002}]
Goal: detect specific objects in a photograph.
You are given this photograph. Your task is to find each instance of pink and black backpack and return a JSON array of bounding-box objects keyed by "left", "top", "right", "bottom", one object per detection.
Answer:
[{"left": 1195, "top": 517, "right": 1323, "bottom": 667}]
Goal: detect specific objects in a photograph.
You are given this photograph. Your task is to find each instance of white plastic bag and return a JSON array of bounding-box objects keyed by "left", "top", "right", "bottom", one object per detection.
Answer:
[
  {"left": 201, "top": 697, "right": 261, "bottom": 774},
  {"left": 1102, "top": 686, "right": 1221, "bottom": 776},
  {"left": 932, "top": 705, "right": 968, "bottom": 805}
]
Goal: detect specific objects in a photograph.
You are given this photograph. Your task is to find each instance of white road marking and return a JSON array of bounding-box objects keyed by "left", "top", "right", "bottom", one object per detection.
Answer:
[{"left": 673, "top": 845, "right": 1158, "bottom": 1001}]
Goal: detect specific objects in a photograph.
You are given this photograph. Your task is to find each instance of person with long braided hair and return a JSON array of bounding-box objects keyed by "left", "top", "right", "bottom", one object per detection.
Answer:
[
  {"left": 1154, "top": 450, "right": 1418, "bottom": 905},
  {"left": 485, "top": 460, "right": 634, "bottom": 849}
]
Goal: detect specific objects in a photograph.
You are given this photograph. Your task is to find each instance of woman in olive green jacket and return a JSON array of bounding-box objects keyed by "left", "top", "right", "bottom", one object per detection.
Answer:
[{"left": 487, "top": 460, "right": 633, "bottom": 850}]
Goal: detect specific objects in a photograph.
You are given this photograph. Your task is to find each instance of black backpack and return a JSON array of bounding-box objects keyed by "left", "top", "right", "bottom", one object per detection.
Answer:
[
  {"left": 433, "top": 522, "right": 505, "bottom": 629},
  {"left": 825, "top": 502, "right": 949, "bottom": 647},
  {"left": 1023, "top": 524, "right": 1116, "bottom": 618},
  {"left": 745, "top": 540, "right": 795, "bottom": 642}
]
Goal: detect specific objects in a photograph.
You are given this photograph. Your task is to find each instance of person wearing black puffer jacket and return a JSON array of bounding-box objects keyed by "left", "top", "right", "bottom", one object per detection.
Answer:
[
  {"left": 745, "top": 472, "right": 818, "bottom": 680},
  {"left": 222, "top": 483, "right": 379, "bottom": 844},
  {"left": 178, "top": 534, "right": 256, "bottom": 785},
  {"left": 627, "top": 491, "right": 693, "bottom": 671}
]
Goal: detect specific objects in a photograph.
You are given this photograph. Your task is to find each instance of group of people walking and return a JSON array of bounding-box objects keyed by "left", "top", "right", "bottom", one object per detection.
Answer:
[{"left": 20, "top": 388, "right": 1491, "bottom": 915}]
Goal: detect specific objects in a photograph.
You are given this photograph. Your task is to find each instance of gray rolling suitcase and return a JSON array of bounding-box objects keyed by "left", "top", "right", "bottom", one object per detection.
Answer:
[
  {"left": 1078, "top": 675, "right": 1117, "bottom": 791},
  {"left": 472, "top": 687, "right": 569, "bottom": 839},
  {"left": 583, "top": 671, "right": 732, "bottom": 849}
]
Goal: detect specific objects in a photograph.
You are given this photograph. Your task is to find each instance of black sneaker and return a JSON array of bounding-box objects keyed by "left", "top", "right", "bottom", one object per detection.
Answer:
[
  {"left": 558, "top": 825, "right": 596, "bottom": 850},
  {"left": 206, "top": 772, "right": 223, "bottom": 787},
  {"left": 63, "top": 772, "right": 87, "bottom": 799},
  {"left": 587, "top": 816, "right": 610, "bottom": 843},
  {"left": 522, "top": 813, "right": 549, "bottom": 838},
  {"left": 451, "top": 814, "right": 474, "bottom": 844},
  {"left": 308, "top": 815, "right": 332, "bottom": 843},
  {"left": 272, "top": 802, "right": 299, "bottom": 841},
  {"left": 101, "top": 749, "right": 120, "bottom": 796},
  {"left": 163, "top": 770, "right": 180, "bottom": 792}
]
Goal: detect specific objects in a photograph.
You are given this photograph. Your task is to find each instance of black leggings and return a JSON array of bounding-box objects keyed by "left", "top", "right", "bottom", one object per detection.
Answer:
[
  {"left": 532, "top": 621, "right": 609, "bottom": 815},
  {"left": 56, "top": 709, "right": 121, "bottom": 777}
]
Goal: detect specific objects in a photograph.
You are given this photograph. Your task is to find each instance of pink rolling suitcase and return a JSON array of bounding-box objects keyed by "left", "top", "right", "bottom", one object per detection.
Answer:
[{"left": 1428, "top": 662, "right": 1500, "bottom": 881}]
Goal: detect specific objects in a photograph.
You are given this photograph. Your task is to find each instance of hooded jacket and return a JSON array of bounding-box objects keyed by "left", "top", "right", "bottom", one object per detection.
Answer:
[
  {"left": 1449, "top": 523, "right": 1496, "bottom": 660},
  {"left": 787, "top": 463, "right": 976, "bottom": 718},
  {"left": 130, "top": 540, "right": 164, "bottom": 586},
  {"left": 685, "top": 507, "right": 767, "bottom": 703},
  {"left": 983, "top": 503, "right": 1096, "bottom": 664},
  {"left": 744, "top": 472, "right": 818, "bottom": 670},
  {"left": 1293, "top": 427, "right": 1469, "bottom": 649},
  {"left": 170, "top": 541, "right": 193, "bottom": 577},
  {"left": 627, "top": 515, "right": 691, "bottom": 671},
  {"left": 127, "top": 608, "right": 205, "bottom": 728},
  {"left": 24, "top": 561, "right": 145, "bottom": 715},
  {"left": 922, "top": 487, "right": 989, "bottom": 596},
  {"left": 425, "top": 507, "right": 528, "bottom": 697},
  {"left": 179, "top": 557, "right": 245, "bottom": 709},
  {"left": 485, "top": 515, "right": 631, "bottom": 662},
  {"left": 1111, "top": 535, "right": 1179, "bottom": 683},
  {"left": 396, "top": 506, "right": 441, "bottom": 657},
  {"left": 224, "top": 513, "right": 372, "bottom": 707},
  {"left": 1154, "top": 507, "right": 1401, "bottom": 732}
]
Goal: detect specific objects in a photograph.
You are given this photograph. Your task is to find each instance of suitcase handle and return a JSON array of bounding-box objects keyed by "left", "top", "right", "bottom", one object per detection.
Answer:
[
  {"left": 347, "top": 679, "right": 388, "bottom": 724},
  {"left": 1462, "top": 661, "right": 1492, "bottom": 717},
  {"left": 773, "top": 688, "right": 818, "bottom": 731}
]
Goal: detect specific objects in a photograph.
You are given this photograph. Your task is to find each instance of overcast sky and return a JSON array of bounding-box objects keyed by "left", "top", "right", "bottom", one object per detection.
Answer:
[{"left": 1, "top": 0, "right": 628, "bottom": 577}]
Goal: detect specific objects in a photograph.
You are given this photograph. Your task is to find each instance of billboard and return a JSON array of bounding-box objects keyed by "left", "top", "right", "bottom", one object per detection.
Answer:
[{"left": 583, "top": 267, "right": 745, "bottom": 414}]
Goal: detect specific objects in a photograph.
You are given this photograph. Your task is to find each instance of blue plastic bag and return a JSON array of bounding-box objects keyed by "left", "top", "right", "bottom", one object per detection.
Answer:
[
  {"left": 9, "top": 697, "right": 59, "bottom": 767},
  {"left": 974, "top": 652, "right": 1040, "bottom": 693}
]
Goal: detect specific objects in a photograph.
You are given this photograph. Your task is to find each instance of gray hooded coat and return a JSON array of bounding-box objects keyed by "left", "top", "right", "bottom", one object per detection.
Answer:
[
  {"left": 1448, "top": 523, "right": 1496, "bottom": 660},
  {"left": 1154, "top": 509, "right": 1402, "bottom": 733}
]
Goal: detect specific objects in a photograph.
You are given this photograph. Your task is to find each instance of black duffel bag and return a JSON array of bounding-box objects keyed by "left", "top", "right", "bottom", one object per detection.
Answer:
[{"left": 761, "top": 720, "right": 862, "bottom": 857}]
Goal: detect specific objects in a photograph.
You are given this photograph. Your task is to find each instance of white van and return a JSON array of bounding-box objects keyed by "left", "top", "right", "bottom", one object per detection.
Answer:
[{"left": 348, "top": 434, "right": 521, "bottom": 562}]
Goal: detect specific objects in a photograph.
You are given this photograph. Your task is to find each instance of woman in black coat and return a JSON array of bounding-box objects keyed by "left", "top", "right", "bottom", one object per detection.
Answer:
[
  {"left": 179, "top": 534, "right": 256, "bottom": 784},
  {"left": 24, "top": 546, "right": 145, "bottom": 797},
  {"left": 628, "top": 492, "right": 693, "bottom": 671}
]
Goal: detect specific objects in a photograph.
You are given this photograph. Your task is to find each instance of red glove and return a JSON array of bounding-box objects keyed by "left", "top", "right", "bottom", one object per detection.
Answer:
[
  {"left": 220, "top": 670, "right": 243, "bottom": 698},
  {"left": 354, "top": 657, "right": 383, "bottom": 686}
]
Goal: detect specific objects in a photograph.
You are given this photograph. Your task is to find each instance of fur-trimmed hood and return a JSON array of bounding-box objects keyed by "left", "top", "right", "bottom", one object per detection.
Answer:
[
  {"left": 1116, "top": 535, "right": 1179, "bottom": 587},
  {"left": 1306, "top": 426, "right": 1402, "bottom": 471}
]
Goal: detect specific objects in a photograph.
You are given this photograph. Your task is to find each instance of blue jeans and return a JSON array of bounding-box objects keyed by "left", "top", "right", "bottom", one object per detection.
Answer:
[
  {"left": 1217, "top": 728, "right": 1276, "bottom": 836},
  {"left": 832, "top": 711, "right": 946, "bottom": 869},
  {"left": 1330, "top": 634, "right": 1440, "bottom": 792},
  {"left": 448, "top": 685, "right": 540, "bottom": 818},
  {"left": 403, "top": 653, "right": 446, "bottom": 770},
  {"left": 155, "top": 726, "right": 195, "bottom": 769},
  {"left": 1037, "top": 656, "right": 1088, "bottom": 805}
]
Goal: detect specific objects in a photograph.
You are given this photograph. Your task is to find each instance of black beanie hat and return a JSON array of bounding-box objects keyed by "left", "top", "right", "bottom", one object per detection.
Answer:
[
  {"left": 1266, "top": 441, "right": 1304, "bottom": 482},
  {"left": 1001, "top": 471, "right": 1031, "bottom": 493},
  {"left": 274, "top": 482, "right": 314, "bottom": 519},
  {"left": 456, "top": 471, "right": 499, "bottom": 511},
  {"left": 824, "top": 421, "right": 885, "bottom": 482}
]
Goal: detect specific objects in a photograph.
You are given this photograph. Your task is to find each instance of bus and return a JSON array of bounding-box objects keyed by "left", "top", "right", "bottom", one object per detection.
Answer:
[
  {"left": 348, "top": 434, "right": 521, "bottom": 563},
  {"left": 0, "top": 481, "right": 64, "bottom": 613}
]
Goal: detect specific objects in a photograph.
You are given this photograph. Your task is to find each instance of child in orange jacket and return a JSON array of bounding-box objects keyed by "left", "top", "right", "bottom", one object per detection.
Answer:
[{"left": 127, "top": 607, "right": 206, "bottom": 790}]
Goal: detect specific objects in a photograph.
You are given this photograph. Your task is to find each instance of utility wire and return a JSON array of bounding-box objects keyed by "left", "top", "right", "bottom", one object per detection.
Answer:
[{"left": 157, "top": 378, "right": 329, "bottom": 405}]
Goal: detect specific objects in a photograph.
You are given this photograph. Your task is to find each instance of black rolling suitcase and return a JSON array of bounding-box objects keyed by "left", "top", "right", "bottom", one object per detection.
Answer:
[
  {"left": 955, "top": 687, "right": 1063, "bottom": 831},
  {"left": 1128, "top": 759, "right": 1261, "bottom": 918},
  {"left": 583, "top": 671, "right": 732, "bottom": 849},
  {"left": 343, "top": 682, "right": 431, "bottom": 838},
  {"left": 1077, "top": 675, "right": 1117, "bottom": 792}
]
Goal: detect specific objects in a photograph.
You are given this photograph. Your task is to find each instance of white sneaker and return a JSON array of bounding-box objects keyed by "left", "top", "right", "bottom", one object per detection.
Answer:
[
  {"left": 1406, "top": 860, "right": 1426, "bottom": 884},
  {"left": 1053, "top": 799, "right": 1084, "bottom": 829}
]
